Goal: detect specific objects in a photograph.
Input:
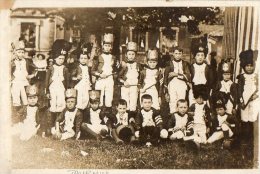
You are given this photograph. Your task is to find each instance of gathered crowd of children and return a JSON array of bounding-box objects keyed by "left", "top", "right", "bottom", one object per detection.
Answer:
[{"left": 11, "top": 32, "right": 259, "bottom": 151}]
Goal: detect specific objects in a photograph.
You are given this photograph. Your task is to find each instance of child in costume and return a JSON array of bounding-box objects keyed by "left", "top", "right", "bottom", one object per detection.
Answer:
[
  {"left": 139, "top": 49, "right": 163, "bottom": 110},
  {"left": 81, "top": 90, "right": 110, "bottom": 141},
  {"left": 118, "top": 42, "right": 141, "bottom": 113},
  {"left": 12, "top": 85, "right": 41, "bottom": 141},
  {"left": 164, "top": 47, "right": 191, "bottom": 113},
  {"left": 45, "top": 45, "right": 70, "bottom": 135},
  {"left": 237, "top": 49, "right": 259, "bottom": 144},
  {"left": 109, "top": 99, "right": 137, "bottom": 144},
  {"left": 135, "top": 94, "right": 168, "bottom": 146},
  {"left": 91, "top": 33, "right": 117, "bottom": 109},
  {"left": 11, "top": 41, "right": 36, "bottom": 109},
  {"left": 207, "top": 98, "right": 238, "bottom": 149},
  {"left": 190, "top": 44, "right": 213, "bottom": 105},
  {"left": 71, "top": 53, "right": 91, "bottom": 113},
  {"left": 168, "top": 99, "right": 194, "bottom": 141},
  {"left": 51, "top": 89, "right": 83, "bottom": 140},
  {"left": 188, "top": 85, "right": 211, "bottom": 146}
]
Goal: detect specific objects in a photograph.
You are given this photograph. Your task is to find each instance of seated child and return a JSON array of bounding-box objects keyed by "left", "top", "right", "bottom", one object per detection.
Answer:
[
  {"left": 81, "top": 90, "right": 109, "bottom": 141},
  {"left": 207, "top": 98, "right": 238, "bottom": 149},
  {"left": 51, "top": 89, "right": 83, "bottom": 140},
  {"left": 135, "top": 94, "right": 168, "bottom": 146},
  {"left": 109, "top": 99, "right": 137, "bottom": 144},
  {"left": 12, "top": 85, "right": 41, "bottom": 141},
  {"left": 188, "top": 85, "right": 211, "bottom": 146},
  {"left": 168, "top": 99, "right": 194, "bottom": 141}
]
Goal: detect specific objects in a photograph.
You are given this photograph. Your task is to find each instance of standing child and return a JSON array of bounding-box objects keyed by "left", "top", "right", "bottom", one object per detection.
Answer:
[
  {"left": 12, "top": 85, "right": 41, "bottom": 141},
  {"left": 168, "top": 99, "right": 194, "bottom": 141},
  {"left": 92, "top": 33, "right": 117, "bottom": 110},
  {"left": 109, "top": 99, "right": 137, "bottom": 144},
  {"left": 118, "top": 42, "right": 141, "bottom": 113},
  {"left": 207, "top": 98, "right": 238, "bottom": 149},
  {"left": 45, "top": 45, "right": 70, "bottom": 135},
  {"left": 190, "top": 45, "right": 213, "bottom": 105},
  {"left": 135, "top": 94, "right": 168, "bottom": 146},
  {"left": 11, "top": 41, "right": 36, "bottom": 109},
  {"left": 164, "top": 47, "right": 191, "bottom": 113},
  {"left": 71, "top": 53, "right": 91, "bottom": 113},
  {"left": 51, "top": 89, "right": 83, "bottom": 140},
  {"left": 81, "top": 90, "right": 110, "bottom": 141},
  {"left": 188, "top": 85, "right": 211, "bottom": 146},
  {"left": 237, "top": 49, "right": 259, "bottom": 144},
  {"left": 212, "top": 61, "right": 238, "bottom": 115},
  {"left": 139, "top": 49, "right": 162, "bottom": 110}
]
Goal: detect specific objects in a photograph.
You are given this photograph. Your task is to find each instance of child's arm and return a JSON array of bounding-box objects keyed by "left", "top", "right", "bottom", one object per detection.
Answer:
[
  {"left": 63, "top": 67, "right": 70, "bottom": 89},
  {"left": 74, "top": 111, "right": 83, "bottom": 140},
  {"left": 45, "top": 67, "right": 52, "bottom": 96},
  {"left": 167, "top": 114, "right": 175, "bottom": 132},
  {"left": 188, "top": 104, "right": 195, "bottom": 116}
]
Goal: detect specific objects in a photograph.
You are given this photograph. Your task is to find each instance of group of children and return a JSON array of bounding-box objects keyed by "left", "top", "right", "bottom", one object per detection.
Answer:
[{"left": 11, "top": 33, "right": 259, "bottom": 150}]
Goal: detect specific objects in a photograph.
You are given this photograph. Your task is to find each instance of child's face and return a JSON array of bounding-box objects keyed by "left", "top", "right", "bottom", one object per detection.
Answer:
[
  {"left": 195, "top": 52, "right": 205, "bottom": 64},
  {"left": 177, "top": 102, "right": 188, "bottom": 115},
  {"left": 142, "top": 98, "right": 153, "bottom": 110},
  {"left": 38, "top": 55, "right": 43, "bottom": 60},
  {"left": 27, "top": 96, "right": 38, "bottom": 106},
  {"left": 66, "top": 98, "right": 76, "bottom": 110},
  {"left": 195, "top": 96, "right": 204, "bottom": 105},
  {"left": 15, "top": 50, "right": 25, "bottom": 59},
  {"left": 147, "top": 60, "right": 158, "bottom": 69},
  {"left": 173, "top": 50, "right": 183, "bottom": 61},
  {"left": 216, "top": 107, "right": 225, "bottom": 116},
  {"left": 55, "top": 55, "right": 65, "bottom": 65},
  {"left": 244, "top": 64, "right": 254, "bottom": 74},
  {"left": 223, "top": 73, "right": 231, "bottom": 81},
  {"left": 79, "top": 54, "right": 88, "bottom": 65},
  {"left": 90, "top": 101, "right": 100, "bottom": 110},
  {"left": 117, "top": 104, "right": 127, "bottom": 115},
  {"left": 103, "top": 43, "right": 112, "bottom": 53},
  {"left": 126, "top": 51, "right": 136, "bottom": 61}
]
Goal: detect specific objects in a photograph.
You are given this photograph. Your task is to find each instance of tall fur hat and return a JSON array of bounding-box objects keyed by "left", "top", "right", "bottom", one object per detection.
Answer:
[
  {"left": 147, "top": 49, "right": 159, "bottom": 61},
  {"left": 193, "top": 84, "right": 208, "bottom": 100},
  {"left": 51, "top": 39, "right": 72, "bottom": 59},
  {"left": 192, "top": 44, "right": 208, "bottom": 57},
  {"left": 26, "top": 85, "right": 38, "bottom": 97},
  {"left": 239, "top": 49, "right": 258, "bottom": 68}
]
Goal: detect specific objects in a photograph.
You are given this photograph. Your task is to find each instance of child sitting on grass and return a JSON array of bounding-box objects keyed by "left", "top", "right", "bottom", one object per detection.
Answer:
[
  {"left": 207, "top": 98, "right": 238, "bottom": 149},
  {"left": 109, "top": 99, "right": 137, "bottom": 144},
  {"left": 51, "top": 89, "right": 83, "bottom": 140},
  {"left": 135, "top": 94, "right": 168, "bottom": 147},
  {"left": 81, "top": 90, "right": 110, "bottom": 141},
  {"left": 168, "top": 99, "right": 194, "bottom": 141}
]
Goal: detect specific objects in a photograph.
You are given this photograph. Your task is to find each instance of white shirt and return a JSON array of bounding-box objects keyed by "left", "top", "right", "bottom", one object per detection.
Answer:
[
  {"left": 193, "top": 63, "right": 207, "bottom": 85},
  {"left": 52, "top": 65, "right": 64, "bottom": 82},
  {"left": 194, "top": 103, "right": 206, "bottom": 125},
  {"left": 144, "top": 69, "right": 158, "bottom": 87},
  {"left": 217, "top": 114, "right": 228, "bottom": 126},
  {"left": 116, "top": 112, "right": 129, "bottom": 126},
  {"left": 79, "top": 64, "right": 90, "bottom": 82},
  {"left": 101, "top": 53, "right": 113, "bottom": 75},
  {"left": 33, "top": 59, "right": 47, "bottom": 69},
  {"left": 64, "top": 108, "right": 78, "bottom": 131},
  {"left": 90, "top": 108, "right": 102, "bottom": 125},
  {"left": 141, "top": 109, "right": 155, "bottom": 127},
  {"left": 172, "top": 60, "right": 183, "bottom": 74},
  {"left": 174, "top": 113, "right": 188, "bottom": 128},
  {"left": 126, "top": 62, "right": 139, "bottom": 85},
  {"left": 243, "top": 73, "right": 257, "bottom": 104},
  {"left": 24, "top": 106, "right": 38, "bottom": 126},
  {"left": 13, "top": 59, "right": 28, "bottom": 83},
  {"left": 220, "top": 80, "right": 233, "bottom": 93}
]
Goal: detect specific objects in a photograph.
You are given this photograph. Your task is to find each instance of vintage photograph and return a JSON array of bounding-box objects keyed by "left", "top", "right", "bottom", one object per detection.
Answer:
[{"left": 2, "top": 0, "right": 260, "bottom": 172}]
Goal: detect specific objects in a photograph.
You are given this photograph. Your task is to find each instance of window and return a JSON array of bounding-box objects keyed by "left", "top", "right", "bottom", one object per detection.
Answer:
[{"left": 20, "top": 23, "right": 36, "bottom": 48}]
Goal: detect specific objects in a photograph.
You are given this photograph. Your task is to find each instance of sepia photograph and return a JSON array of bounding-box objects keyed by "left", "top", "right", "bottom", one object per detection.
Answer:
[{"left": 0, "top": 0, "right": 259, "bottom": 173}]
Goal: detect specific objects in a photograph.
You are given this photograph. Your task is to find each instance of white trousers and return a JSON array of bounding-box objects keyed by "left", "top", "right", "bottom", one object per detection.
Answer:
[
  {"left": 193, "top": 123, "right": 207, "bottom": 144},
  {"left": 12, "top": 121, "right": 38, "bottom": 141},
  {"left": 207, "top": 124, "right": 234, "bottom": 144},
  {"left": 241, "top": 98, "right": 259, "bottom": 122},
  {"left": 49, "top": 81, "right": 66, "bottom": 112},
  {"left": 169, "top": 130, "right": 185, "bottom": 140},
  {"left": 86, "top": 123, "right": 108, "bottom": 134},
  {"left": 95, "top": 76, "right": 114, "bottom": 107},
  {"left": 11, "top": 81, "right": 28, "bottom": 106},
  {"left": 140, "top": 86, "right": 160, "bottom": 110},
  {"left": 74, "top": 80, "right": 90, "bottom": 110},
  {"left": 168, "top": 79, "right": 187, "bottom": 113},
  {"left": 121, "top": 86, "right": 138, "bottom": 111}
]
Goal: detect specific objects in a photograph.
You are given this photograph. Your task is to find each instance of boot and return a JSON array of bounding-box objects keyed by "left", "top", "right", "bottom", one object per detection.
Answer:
[{"left": 111, "top": 129, "right": 123, "bottom": 144}]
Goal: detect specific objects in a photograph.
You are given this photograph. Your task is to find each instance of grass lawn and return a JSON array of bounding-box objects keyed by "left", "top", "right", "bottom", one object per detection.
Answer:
[{"left": 12, "top": 135, "right": 256, "bottom": 169}]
